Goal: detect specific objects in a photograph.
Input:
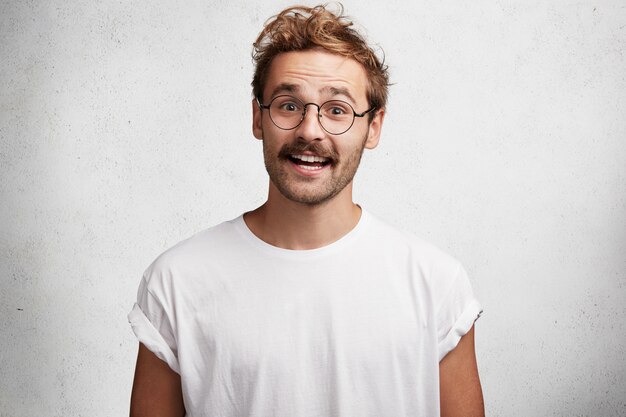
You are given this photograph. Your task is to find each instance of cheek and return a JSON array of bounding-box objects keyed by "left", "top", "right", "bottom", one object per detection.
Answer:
[
  {"left": 262, "top": 132, "right": 286, "bottom": 155},
  {"left": 340, "top": 130, "right": 369, "bottom": 152}
]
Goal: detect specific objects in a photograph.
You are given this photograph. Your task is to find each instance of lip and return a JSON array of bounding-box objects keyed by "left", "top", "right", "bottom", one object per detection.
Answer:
[{"left": 288, "top": 158, "right": 332, "bottom": 177}]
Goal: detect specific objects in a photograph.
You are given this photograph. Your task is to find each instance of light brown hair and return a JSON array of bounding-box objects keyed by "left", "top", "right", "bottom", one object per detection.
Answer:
[{"left": 252, "top": 4, "right": 389, "bottom": 116}]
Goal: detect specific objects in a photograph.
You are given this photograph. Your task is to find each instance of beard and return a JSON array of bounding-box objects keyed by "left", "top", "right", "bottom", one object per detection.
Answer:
[{"left": 262, "top": 134, "right": 368, "bottom": 206}]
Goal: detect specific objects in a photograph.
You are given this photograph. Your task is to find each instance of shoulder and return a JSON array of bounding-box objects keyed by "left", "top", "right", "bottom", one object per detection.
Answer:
[
  {"left": 141, "top": 216, "right": 243, "bottom": 288},
  {"left": 364, "top": 210, "right": 465, "bottom": 295},
  {"left": 366, "top": 211, "right": 462, "bottom": 271}
]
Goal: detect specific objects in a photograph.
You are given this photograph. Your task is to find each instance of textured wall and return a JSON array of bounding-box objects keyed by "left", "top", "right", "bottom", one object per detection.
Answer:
[{"left": 1, "top": 1, "right": 625, "bottom": 416}]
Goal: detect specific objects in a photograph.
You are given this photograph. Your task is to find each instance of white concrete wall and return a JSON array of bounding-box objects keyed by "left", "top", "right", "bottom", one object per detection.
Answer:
[{"left": 1, "top": 1, "right": 625, "bottom": 415}]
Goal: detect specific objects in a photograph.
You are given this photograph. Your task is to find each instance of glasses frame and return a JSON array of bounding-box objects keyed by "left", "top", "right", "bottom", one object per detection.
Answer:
[{"left": 257, "top": 95, "right": 377, "bottom": 135}]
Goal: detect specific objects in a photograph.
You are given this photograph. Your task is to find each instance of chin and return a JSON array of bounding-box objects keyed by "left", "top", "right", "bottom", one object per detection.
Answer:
[
  {"left": 279, "top": 188, "right": 337, "bottom": 206},
  {"left": 285, "top": 178, "right": 357, "bottom": 206}
]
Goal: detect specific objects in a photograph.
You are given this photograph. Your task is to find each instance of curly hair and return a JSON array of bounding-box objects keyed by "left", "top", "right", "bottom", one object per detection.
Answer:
[{"left": 252, "top": 4, "right": 389, "bottom": 116}]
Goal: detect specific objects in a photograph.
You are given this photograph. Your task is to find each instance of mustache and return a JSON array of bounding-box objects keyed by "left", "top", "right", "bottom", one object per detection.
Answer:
[{"left": 277, "top": 140, "right": 339, "bottom": 162}]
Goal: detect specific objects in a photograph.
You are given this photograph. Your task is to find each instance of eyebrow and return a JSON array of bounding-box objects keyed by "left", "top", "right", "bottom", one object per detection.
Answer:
[
  {"left": 268, "top": 83, "right": 357, "bottom": 105},
  {"left": 269, "top": 83, "right": 300, "bottom": 99},
  {"left": 323, "top": 86, "right": 356, "bottom": 105}
]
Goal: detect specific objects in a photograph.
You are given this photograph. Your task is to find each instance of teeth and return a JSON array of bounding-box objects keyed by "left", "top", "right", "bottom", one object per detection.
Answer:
[
  {"left": 291, "top": 154, "right": 328, "bottom": 163},
  {"left": 298, "top": 164, "right": 323, "bottom": 171}
]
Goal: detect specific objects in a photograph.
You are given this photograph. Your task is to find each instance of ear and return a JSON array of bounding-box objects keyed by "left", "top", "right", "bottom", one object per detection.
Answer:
[
  {"left": 364, "top": 109, "right": 385, "bottom": 150},
  {"left": 252, "top": 98, "right": 263, "bottom": 140}
]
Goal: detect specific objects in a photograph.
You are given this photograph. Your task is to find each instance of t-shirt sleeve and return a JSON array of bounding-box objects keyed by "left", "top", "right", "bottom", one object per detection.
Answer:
[
  {"left": 436, "top": 263, "right": 483, "bottom": 362},
  {"left": 128, "top": 274, "right": 181, "bottom": 374}
]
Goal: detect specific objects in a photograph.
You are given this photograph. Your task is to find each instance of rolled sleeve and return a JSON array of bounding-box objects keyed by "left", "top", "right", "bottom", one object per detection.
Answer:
[
  {"left": 128, "top": 303, "right": 181, "bottom": 374},
  {"left": 436, "top": 265, "right": 483, "bottom": 362}
]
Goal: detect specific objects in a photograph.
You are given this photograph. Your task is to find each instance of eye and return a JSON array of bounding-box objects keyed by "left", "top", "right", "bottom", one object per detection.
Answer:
[
  {"left": 322, "top": 101, "right": 352, "bottom": 118},
  {"left": 273, "top": 96, "right": 303, "bottom": 113},
  {"left": 281, "top": 102, "right": 299, "bottom": 112},
  {"left": 329, "top": 106, "right": 346, "bottom": 115}
]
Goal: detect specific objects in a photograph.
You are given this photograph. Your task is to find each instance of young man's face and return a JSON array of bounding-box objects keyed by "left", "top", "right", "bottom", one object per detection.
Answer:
[{"left": 252, "top": 49, "right": 384, "bottom": 206}]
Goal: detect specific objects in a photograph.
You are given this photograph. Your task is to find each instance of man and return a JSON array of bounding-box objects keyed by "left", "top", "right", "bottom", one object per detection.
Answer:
[{"left": 129, "top": 4, "right": 484, "bottom": 417}]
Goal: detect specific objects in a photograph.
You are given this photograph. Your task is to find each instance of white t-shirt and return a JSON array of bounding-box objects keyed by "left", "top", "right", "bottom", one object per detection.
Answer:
[{"left": 128, "top": 209, "right": 482, "bottom": 417}]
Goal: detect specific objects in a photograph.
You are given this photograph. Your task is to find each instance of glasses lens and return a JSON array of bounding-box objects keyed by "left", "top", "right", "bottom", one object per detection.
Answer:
[
  {"left": 319, "top": 100, "right": 355, "bottom": 134},
  {"left": 269, "top": 96, "right": 304, "bottom": 130}
]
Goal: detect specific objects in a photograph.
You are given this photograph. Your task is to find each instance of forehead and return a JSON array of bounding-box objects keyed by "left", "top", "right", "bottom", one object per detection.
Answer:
[{"left": 263, "top": 49, "right": 368, "bottom": 104}]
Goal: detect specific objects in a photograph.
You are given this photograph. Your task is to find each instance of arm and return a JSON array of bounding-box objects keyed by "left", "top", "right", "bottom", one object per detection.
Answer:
[
  {"left": 439, "top": 325, "right": 485, "bottom": 417},
  {"left": 130, "top": 343, "right": 186, "bottom": 417}
]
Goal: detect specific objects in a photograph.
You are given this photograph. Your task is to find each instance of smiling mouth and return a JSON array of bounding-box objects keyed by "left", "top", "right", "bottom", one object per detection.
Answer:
[{"left": 288, "top": 154, "right": 332, "bottom": 171}]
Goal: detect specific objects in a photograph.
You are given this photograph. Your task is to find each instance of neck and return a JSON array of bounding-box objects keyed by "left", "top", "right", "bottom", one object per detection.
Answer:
[{"left": 244, "top": 182, "right": 362, "bottom": 250}]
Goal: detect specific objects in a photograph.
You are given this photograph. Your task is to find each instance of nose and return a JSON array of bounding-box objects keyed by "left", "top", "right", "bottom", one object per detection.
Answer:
[{"left": 295, "top": 103, "right": 324, "bottom": 141}]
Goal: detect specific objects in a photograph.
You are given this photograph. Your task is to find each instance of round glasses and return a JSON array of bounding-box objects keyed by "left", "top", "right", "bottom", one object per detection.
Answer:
[{"left": 257, "top": 95, "right": 376, "bottom": 135}]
